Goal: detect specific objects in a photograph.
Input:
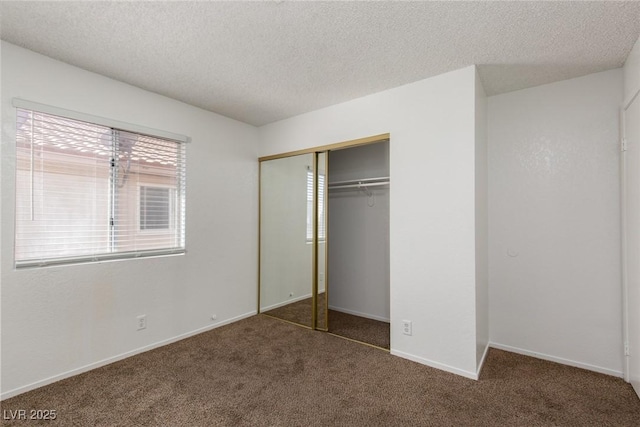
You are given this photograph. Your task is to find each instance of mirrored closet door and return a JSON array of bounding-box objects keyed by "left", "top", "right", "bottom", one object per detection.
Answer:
[
  {"left": 316, "top": 152, "right": 328, "bottom": 331},
  {"left": 259, "top": 152, "right": 322, "bottom": 328},
  {"left": 259, "top": 135, "right": 390, "bottom": 349}
]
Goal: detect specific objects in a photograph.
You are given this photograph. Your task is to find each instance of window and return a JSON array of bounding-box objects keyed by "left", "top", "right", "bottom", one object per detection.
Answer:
[
  {"left": 306, "top": 169, "right": 325, "bottom": 242},
  {"left": 14, "top": 106, "right": 186, "bottom": 268},
  {"left": 140, "top": 186, "right": 174, "bottom": 231}
]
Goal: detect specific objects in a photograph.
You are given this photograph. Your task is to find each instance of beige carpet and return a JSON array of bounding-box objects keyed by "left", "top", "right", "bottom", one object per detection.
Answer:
[
  {"left": 263, "top": 295, "right": 316, "bottom": 328},
  {"left": 327, "top": 310, "right": 389, "bottom": 349},
  {"left": 2, "top": 315, "right": 639, "bottom": 426}
]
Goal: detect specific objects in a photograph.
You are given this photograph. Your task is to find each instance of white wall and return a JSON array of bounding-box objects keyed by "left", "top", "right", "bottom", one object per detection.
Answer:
[
  {"left": 623, "top": 35, "right": 640, "bottom": 394},
  {"left": 0, "top": 42, "right": 259, "bottom": 398},
  {"left": 488, "top": 69, "right": 624, "bottom": 376},
  {"left": 260, "top": 66, "right": 483, "bottom": 378},
  {"left": 624, "top": 37, "right": 640, "bottom": 107},
  {"left": 328, "top": 142, "right": 390, "bottom": 322},
  {"left": 474, "top": 71, "right": 489, "bottom": 369}
]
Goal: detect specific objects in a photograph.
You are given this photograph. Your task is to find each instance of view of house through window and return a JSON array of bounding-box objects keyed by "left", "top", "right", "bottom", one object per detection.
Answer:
[
  {"left": 14, "top": 108, "right": 186, "bottom": 267},
  {"left": 139, "top": 186, "right": 174, "bottom": 231}
]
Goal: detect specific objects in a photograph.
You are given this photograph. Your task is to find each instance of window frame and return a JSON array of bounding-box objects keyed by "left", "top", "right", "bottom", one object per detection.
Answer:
[{"left": 12, "top": 99, "right": 189, "bottom": 269}]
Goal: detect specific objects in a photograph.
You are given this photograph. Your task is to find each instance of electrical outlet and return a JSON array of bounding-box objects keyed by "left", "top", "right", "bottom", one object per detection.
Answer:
[
  {"left": 402, "top": 320, "right": 412, "bottom": 336},
  {"left": 137, "top": 314, "right": 147, "bottom": 331}
]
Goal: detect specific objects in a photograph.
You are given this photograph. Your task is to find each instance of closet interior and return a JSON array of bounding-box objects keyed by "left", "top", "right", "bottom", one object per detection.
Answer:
[{"left": 259, "top": 137, "right": 390, "bottom": 349}]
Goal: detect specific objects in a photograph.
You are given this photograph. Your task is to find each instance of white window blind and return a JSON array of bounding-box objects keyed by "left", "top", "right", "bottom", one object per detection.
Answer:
[
  {"left": 15, "top": 107, "right": 186, "bottom": 268},
  {"left": 306, "top": 170, "right": 325, "bottom": 242}
]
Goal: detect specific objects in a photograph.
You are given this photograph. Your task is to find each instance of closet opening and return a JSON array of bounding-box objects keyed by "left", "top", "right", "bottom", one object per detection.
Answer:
[
  {"left": 258, "top": 134, "right": 390, "bottom": 350},
  {"left": 325, "top": 141, "right": 390, "bottom": 349}
]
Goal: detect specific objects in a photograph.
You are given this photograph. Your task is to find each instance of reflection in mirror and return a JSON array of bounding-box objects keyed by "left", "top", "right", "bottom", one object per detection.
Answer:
[
  {"left": 316, "top": 152, "right": 328, "bottom": 330},
  {"left": 260, "top": 153, "right": 314, "bottom": 328}
]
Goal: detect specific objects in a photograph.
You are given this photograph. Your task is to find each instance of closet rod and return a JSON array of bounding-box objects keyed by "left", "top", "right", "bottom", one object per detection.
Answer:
[
  {"left": 328, "top": 181, "right": 390, "bottom": 190},
  {"left": 328, "top": 176, "right": 390, "bottom": 186}
]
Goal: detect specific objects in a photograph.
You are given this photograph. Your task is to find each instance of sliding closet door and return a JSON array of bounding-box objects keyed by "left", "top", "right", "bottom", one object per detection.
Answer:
[
  {"left": 260, "top": 153, "right": 314, "bottom": 328},
  {"left": 259, "top": 139, "right": 390, "bottom": 340},
  {"left": 315, "top": 152, "right": 328, "bottom": 331}
]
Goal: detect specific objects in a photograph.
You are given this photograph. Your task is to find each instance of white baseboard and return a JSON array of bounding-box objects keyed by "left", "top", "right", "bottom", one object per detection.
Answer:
[
  {"left": 328, "top": 305, "right": 390, "bottom": 323},
  {"left": 1, "top": 310, "right": 257, "bottom": 401},
  {"left": 489, "top": 342, "right": 623, "bottom": 378},
  {"left": 476, "top": 343, "right": 490, "bottom": 378},
  {"left": 260, "top": 293, "right": 312, "bottom": 312},
  {"left": 390, "top": 349, "right": 479, "bottom": 380}
]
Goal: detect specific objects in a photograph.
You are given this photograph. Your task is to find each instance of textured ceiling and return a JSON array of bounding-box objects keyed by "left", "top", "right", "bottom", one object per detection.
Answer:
[{"left": 1, "top": 1, "right": 639, "bottom": 126}]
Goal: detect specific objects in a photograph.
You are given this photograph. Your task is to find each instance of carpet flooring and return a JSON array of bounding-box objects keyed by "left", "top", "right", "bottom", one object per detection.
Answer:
[
  {"left": 263, "top": 295, "right": 316, "bottom": 328},
  {"left": 264, "top": 295, "right": 390, "bottom": 349},
  {"left": 327, "top": 310, "right": 390, "bottom": 349},
  {"left": 2, "top": 315, "right": 639, "bottom": 426}
]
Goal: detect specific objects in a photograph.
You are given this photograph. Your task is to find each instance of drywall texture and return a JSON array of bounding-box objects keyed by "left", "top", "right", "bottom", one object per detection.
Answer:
[
  {"left": 0, "top": 42, "right": 259, "bottom": 397},
  {"left": 260, "top": 66, "right": 481, "bottom": 378},
  {"left": 328, "top": 142, "right": 390, "bottom": 322},
  {"left": 474, "top": 71, "right": 489, "bottom": 368},
  {"left": 624, "top": 36, "right": 640, "bottom": 104},
  {"left": 3, "top": 2, "right": 640, "bottom": 125},
  {"left": 488, "top": 69, "right": 624, "bottom": 376}
]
